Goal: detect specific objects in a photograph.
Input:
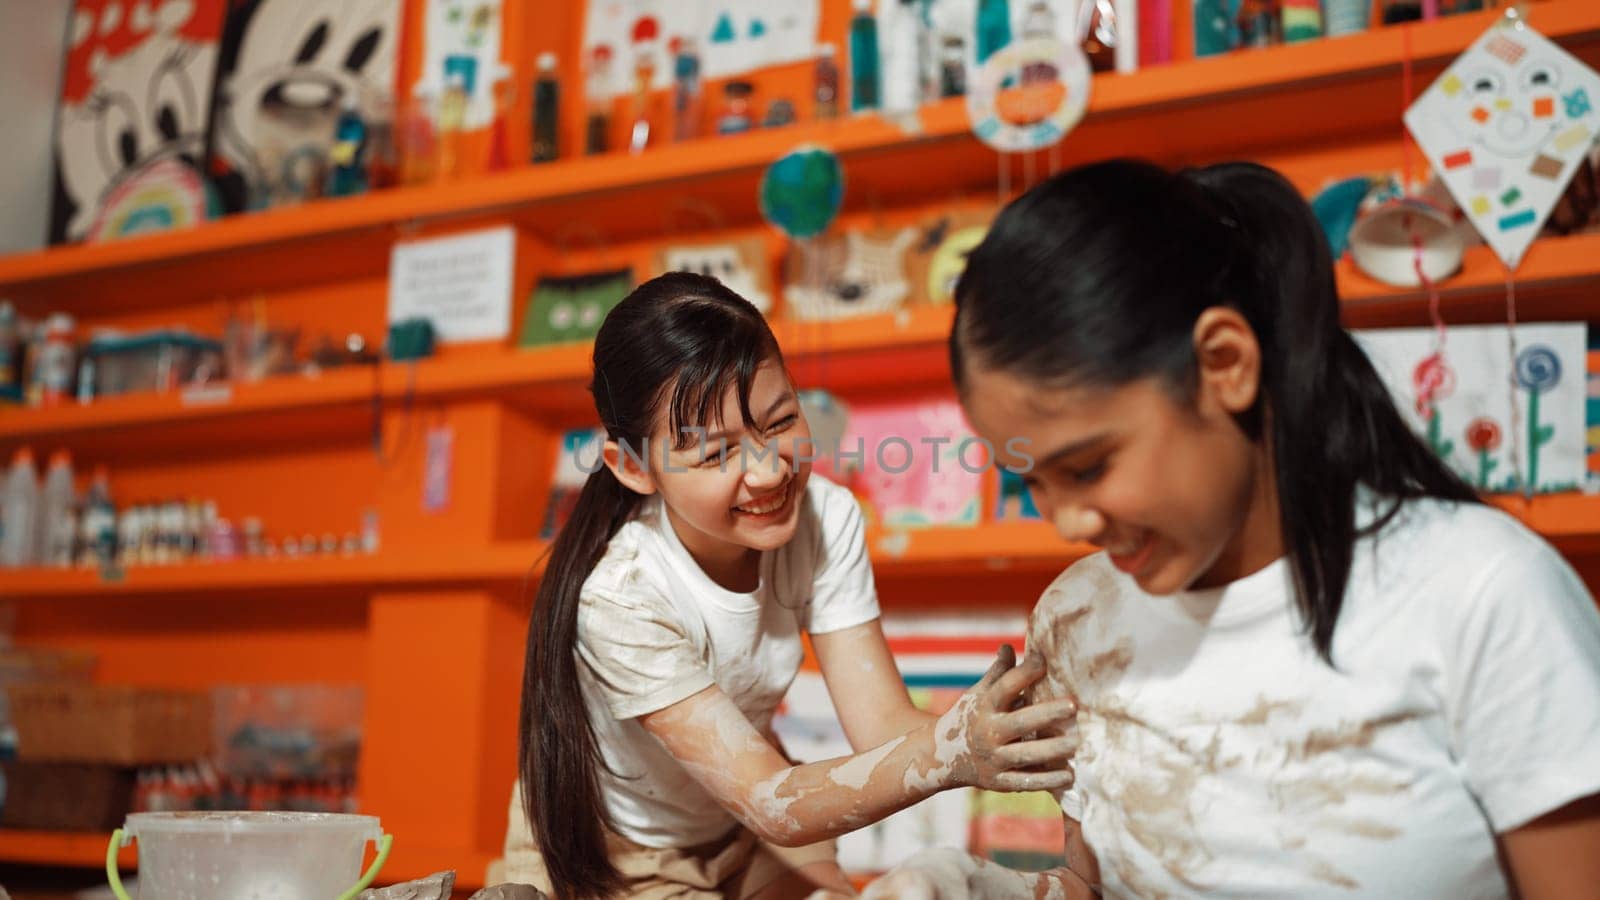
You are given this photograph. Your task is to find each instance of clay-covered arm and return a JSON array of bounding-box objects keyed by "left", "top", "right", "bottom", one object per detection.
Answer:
[{"left": 639, "top": 648, "right": 1078, "bottom": 847}]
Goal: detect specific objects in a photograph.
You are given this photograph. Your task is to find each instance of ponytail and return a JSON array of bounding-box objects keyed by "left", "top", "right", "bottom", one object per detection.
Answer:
[
  {"left": 520, "top": 464, "right": 641, "bottom": 898},
  {"left": 1190, "top": 164, "right": 1479, "bottom": 659},
  {"left": 517, "top": 272, "right": 781, "bottom": 897}
]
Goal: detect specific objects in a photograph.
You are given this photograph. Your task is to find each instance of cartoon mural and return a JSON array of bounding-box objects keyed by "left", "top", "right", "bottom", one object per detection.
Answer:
[
  {"left": 50, "top": 0, "right": 228, "bottom": 244},
  {"left": 209, "top": 0, "right": 400, "bottom": 211}
]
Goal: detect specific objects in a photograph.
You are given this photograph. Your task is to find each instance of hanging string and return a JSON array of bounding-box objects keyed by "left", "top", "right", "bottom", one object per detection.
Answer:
[{"left": 1504, "top": 266, "right": 1527, "bottom": 499}]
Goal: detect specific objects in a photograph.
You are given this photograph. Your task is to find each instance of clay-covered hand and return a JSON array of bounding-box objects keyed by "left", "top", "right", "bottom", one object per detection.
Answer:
[{"left": 935, "top": 645, "right": 1079, "bottom": 793}]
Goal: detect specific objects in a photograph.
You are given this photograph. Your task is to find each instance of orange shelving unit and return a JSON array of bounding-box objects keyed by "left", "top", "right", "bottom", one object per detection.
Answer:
[{"left": 3, "top": 2, "right": 1600, "bottom": 889}]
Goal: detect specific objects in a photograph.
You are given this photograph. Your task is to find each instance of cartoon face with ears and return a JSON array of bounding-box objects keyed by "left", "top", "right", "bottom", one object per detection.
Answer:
[
  {"left": 52, "top": 0, "right": 221, "bottom": 243},
  {"left": 1446, "top": 55, "right": 1568, "bottom": 159},
  {"left": 212, "top": 0, "right": 397, "bottom": 209}
]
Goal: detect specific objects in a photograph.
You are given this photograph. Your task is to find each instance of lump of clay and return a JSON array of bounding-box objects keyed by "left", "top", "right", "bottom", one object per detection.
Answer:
[
  {"left": 469, "top": 885, "right": 549, "bottom": 900},
  {"left": 359, "top": 871, "right": 455, "bottom": 900}
]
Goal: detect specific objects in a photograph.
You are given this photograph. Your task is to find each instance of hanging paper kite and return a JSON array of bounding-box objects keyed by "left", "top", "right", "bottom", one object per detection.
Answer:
[{"left": 1404, "top": 17, "right": 1600, "bottom": 270}]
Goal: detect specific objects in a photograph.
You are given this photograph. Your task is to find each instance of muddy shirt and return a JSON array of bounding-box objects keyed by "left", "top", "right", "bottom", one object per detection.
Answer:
[
  {"left": 570, "top": 475, "right": 880, "bottom": 848},
  {"left": 1028, "top": 496, "right": 1600, "bottom": 898}
]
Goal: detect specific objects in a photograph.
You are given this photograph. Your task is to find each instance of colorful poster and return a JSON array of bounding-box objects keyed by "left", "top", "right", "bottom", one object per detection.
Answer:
[
  {"left": 210, "top": 0, "right": 401, "bottom": 212},
  {"left": 50, "top": 0, "right": 230, "bottom": 244},
  {"left": 582, "top": 0, "right": 821, "bottom": 98},
  {"left": 1404, "top": 21, "right": 1600, "bottom": 270},
  {"left": 1356, "top": 323, "right": 1589, "bottom": 494},
  {"left": 417, "top": 0, "right": 504, "bottom": 130}
]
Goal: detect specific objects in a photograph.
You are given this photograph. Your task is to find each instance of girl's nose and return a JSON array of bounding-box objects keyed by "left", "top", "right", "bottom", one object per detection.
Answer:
[
  {"left": 1053, "top": 504, "right": 1108, "bottom": 545},
  {"left": 743, "top": 445, "right": 791, "bottom": 489}
]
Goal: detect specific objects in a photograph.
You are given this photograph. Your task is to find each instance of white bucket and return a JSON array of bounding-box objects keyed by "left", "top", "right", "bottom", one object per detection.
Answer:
[{"left": 108, "top": 811, "right": 393, "bottom": 900}]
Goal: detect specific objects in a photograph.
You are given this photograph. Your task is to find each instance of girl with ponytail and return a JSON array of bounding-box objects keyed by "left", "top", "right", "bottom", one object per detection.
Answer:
[
  {"left": 507, "top": 272, "right": 1079, "bottom": 899},
  {"left": 886, "top": 159, "right": 1600, "bottom": 898}
]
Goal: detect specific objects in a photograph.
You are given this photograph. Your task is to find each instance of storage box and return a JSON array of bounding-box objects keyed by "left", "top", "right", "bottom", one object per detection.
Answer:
[
  {"left": 82, "top": 329, "right": 223, "bottom": 399},
  {"left": 0, "top": 760, "right": 135, "bottom": 831},
  {"left": 7, "top": 684, "right": 212, "bottom": 765}
]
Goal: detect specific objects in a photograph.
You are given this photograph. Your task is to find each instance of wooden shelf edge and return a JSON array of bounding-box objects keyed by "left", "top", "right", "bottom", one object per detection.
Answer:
[
  {"left": 0, "top": 542, "right": 545, "bottom": 600},
  {"left": 5, "top": 5, "right": 1597, "bottom": 291}
]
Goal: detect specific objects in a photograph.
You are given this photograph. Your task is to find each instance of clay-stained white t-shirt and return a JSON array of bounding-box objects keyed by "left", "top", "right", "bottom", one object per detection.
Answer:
[
  {"left": 572, "top": 475, "right": 881, "bottom": 848},
  {"left": 1028, "top": 495, "right": 1600, "bottom": 898}
]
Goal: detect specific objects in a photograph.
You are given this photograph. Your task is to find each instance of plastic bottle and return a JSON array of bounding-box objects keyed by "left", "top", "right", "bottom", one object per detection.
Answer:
[
  {"left": 1021, "top": 1, "right": 1061, "bottom": 84},
  {"left": 976, "top": 0, "right": 1013, "bottom": 65},
  {"left": 0, "top": 448, "right": 40, "bottom": 568},
  {"left": 938, "top": 34, "right": 967, "bottom": 97},
  {"left": 882, "top": 0, "right": 927, "bottom": 115},
  {"left": 80, "top": 465, "right": 116, "bottom": 569},
  {"left": 532, "top": 52, "right": 561, "bottom": 162},
  {"left": 672, "top": 39, "right": 703, "bottom": 141},
  {"left": 814, "top": 43, "right": 841, "bottom": 119},
  {"left": 585, "top": 47, "right": 615, "bottom": 155},
  {"left": 850, "top": 0, "right": 882, "bottom": 113},
  {"left": 32, "top": 313, "right": 76, "bottom": 408},
  {"left": 39, "top": 450, "right": 76, "bottom": 568},
  {"left": 324, "top": 96, "right": 369, "bottom": 197},
  {"left": 0, "top": 302, "right": 21, "bottom": 404}
]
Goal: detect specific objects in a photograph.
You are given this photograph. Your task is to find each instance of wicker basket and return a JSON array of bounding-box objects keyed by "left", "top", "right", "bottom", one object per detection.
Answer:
[{"left": 7, "top": 683, "right": 212, "bottom": 765}]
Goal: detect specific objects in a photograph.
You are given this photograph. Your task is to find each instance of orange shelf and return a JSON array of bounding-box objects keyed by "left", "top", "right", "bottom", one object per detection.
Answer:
[
  {"left": 0, "top": 828, "right": 492, "bottom": 890},
  {"left": 4, "top": 4, "right": 1597, "bottom": 294},
  {"left": 0, "top": 542, "right": 545, "bottom": 601},
  {"left": 8, "top": 216, "right": 1600, "bottom": 449},
  {"left": 1340, "top": 230, "right": 1600, "bottom": 325}
]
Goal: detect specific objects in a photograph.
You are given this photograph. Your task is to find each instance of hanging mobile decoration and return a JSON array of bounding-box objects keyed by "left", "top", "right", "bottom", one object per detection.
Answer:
[
  {"left": 1403, "top": 6, "right": 1600, "bottom": 496},
  {"left": 760, "top": 145, "right": 844, "bottom": 240},
  {"left": 965, "top": 35, "right": 1091, "bottom": 155}
]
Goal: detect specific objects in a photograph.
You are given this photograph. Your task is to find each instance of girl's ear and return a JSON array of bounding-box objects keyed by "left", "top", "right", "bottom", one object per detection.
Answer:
[
  {"left": 604, "top": 439, "right": 657, "bottom": 496},
  {"left": 1192, "top": 306, "right": 1262, "bottom": 416}
]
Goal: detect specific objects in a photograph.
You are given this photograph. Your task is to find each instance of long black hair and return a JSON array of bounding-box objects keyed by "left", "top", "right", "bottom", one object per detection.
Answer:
[
  {"left": 951, "top": 160, "right": 1478, "bottom": 662},
  {"left": 519, "top": 272, "right": 781, "bottom": 899}
]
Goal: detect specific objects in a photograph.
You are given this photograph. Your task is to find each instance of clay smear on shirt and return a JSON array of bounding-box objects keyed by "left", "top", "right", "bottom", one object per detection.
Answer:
[{"left": 1032, "top": 568, "right": 1417, "bottom": 895}]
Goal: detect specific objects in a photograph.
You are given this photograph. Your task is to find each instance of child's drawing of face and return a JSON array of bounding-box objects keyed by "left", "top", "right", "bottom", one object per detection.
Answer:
[{"left": 1446, "top": 56, "right": 1565, "bottom": 159}]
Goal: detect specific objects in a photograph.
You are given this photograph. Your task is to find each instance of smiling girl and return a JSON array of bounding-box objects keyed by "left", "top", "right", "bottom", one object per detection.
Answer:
[{"left": 507, "top": 272, "right": 1080, "bottom": 899}]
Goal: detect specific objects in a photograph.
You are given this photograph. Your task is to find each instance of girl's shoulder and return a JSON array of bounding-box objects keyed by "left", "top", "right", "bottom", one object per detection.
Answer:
[
  {"left": 581, "top": 514, "right": 667, "bottom": 600},
  {"left": 1366, "top": 494, "right": 1556, "bottom": 576}
]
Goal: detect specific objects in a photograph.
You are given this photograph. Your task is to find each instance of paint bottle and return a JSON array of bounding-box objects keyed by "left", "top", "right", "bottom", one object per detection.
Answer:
[
  {"left": 976, "top": 0, "right": 1013, "bottom": 65},
  {"left": 0, "top": 447, "right": 40, "bottom": 568},
  {"left": 437, "top": 71, "right": 469, "bottom": 178},
  {"left": 851, "top": 0, "right": 882, "bottom": 113},
  {"left": 1021, "top": 2, "right": 1061, "bottom": 83},
  {"left": 939, "top": 34, "right": 967, "bottom": 97},
  {"left": 883, "top": 0, "right": 928, "bottom": 115},
  {"left": 814, "top": 43, "right": 841, "bottom": 119},
  {"left": 32, "top": 313, "right": 76, "bottom": 408},
  {"left": 585, "top": 46, "right": 614, "bottom": 155},
  {"left": 1281, "top": 0, "right": 1323, "bottom": 42},
  {"left": 324, "top": 96, "right": 370, "bottom": 197},
  {"left": 0, "top": 302, "right": 20, "bottom": 405},
  {"left": 532, "top": 52, "right": 560, "bottom": 162},
  {"left": 672, "top": 38, "right": 704, "bottom": 142},
  {"left": 628, "top": 39, "right": 657, "bottom": 153},
  {"left": 1237, "top": 0, "right": 1281, "bottom": 48},
  {"left": 1320, "top": 0, "right": 1370, "bottom": 35},
  {"left": 1193, "top": 0, "right": 1242, "bottom": 57}
]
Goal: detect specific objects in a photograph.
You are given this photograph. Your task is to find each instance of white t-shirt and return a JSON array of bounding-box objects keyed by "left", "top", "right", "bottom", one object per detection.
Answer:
[
  {"left": 573, "top": 475, "right": 881, "bottom": 848},
  {"left": 1028, "top": 495, "right": 1600, "bottom": 898}
]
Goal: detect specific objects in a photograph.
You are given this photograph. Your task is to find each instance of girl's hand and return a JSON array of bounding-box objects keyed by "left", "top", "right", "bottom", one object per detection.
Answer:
[{"left": 936, "top": 645, "right": 1079, "bottom": 793}]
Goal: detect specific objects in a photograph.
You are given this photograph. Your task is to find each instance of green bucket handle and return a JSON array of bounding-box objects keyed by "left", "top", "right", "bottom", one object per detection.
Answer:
[{"left": 107, "top": 828, "right": 395, "bottom": 900}]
